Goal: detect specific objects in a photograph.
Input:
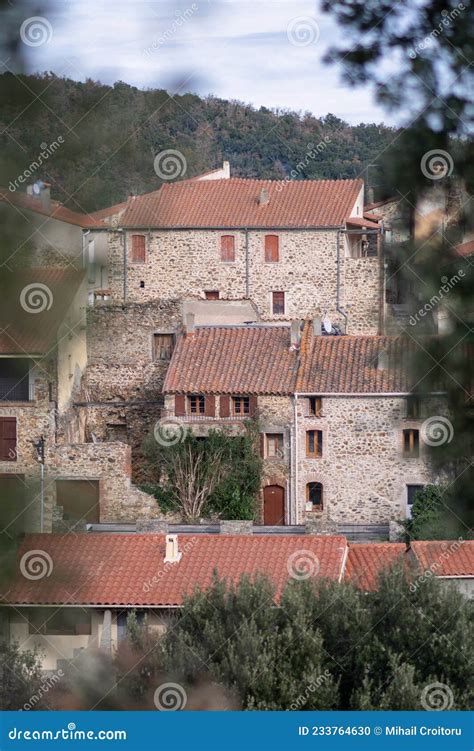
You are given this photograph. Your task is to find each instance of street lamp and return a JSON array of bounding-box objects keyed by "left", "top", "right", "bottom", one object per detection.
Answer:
[{"left": 33, "top": 435, "right": 45, "bottom": 532}]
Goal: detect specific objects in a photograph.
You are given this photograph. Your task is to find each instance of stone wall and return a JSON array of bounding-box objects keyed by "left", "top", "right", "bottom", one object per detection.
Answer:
[
  {"left": 295, "top": 394, "right": 444, "bottom": 524},
  {"left": 106, "top": 229, "right": 380, "bottom": 334}
]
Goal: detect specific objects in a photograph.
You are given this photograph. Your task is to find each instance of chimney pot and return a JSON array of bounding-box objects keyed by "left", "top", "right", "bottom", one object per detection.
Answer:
[
  {"left": 258, "top": 187, "right": 269, "bottom": 205},
  {"left": 313, "top": 317, "right": 322, "bottom": 336},
  {"left": 164, "top": 533, "right": 182, "bottom": 564},
  {"left": 184, "top": 312, "right": 195, "bottom": 335},
  {"left": 290, "top": 320, "right": 301, "bottom": 349}
]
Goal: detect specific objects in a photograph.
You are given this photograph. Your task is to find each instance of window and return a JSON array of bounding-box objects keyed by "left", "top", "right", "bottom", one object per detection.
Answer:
[
  {"left": 406, "top": 484, "right": 425, "bottom": 518},
  {"left": 29, "top": 608, "right": 91, "bottom": 636},
  {"left": 232, "top": 396, "right": 250, "bottom": 415},
  {"left": 188, "top": 395, "right": 205, "bottom": 415},
  {"left": 0, "top": 417, "right": 16, "bottom": 461},
  {"left": 220, "top": 235, "right": 235, "bottom": 262},
  {"left": 406, "top": 396, "right": 421, "bottom": 419},
  {"left": 403, "top": 429, "right": 419, "bottom": 457},
  {"left": 272, "top": 291, "right": 285, "bottom": 315},
  {"left": 153, "top": 333, "right": 174, "bottom": 361},
  {"left": 264, "top": 234, "right": 279, "bottom": 262},
  {"left": 306, "top": 482, "right": 323, "bottom": 509},
  {"left": 306, "top": 430, "right": 323, "bottom": 458},
  {"left": 308, "top": 396, "right": 322, "bottom": 417},
  {"left": 266, "top": 433, "right": 283, "bottom": 458},
  {"left": 130, "top": 234, "right": 146, "bottom": 263},
  {"left": 0, "top": 359, "right": 30, "bottom": 402},
  {"left": 204, "top": 290, "right": 220, "bottom": 300}
]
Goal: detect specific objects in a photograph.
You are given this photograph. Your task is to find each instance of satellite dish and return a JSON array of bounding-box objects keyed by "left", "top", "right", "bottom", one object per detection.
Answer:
[
  {"left": 323, "top": 315, "right": 332, "bottom": 334},
  {"left": 32, "top": 182, "right": 42, "bottom": 195}
]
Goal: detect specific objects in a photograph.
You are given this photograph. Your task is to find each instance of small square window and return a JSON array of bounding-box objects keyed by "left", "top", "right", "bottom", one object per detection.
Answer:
[
  {"left": 403, "top": 429, "right": 419, "bottom": 457},
  {"left": 272, "top": 291, "right": 285, "bottom": 315},
  {"left": 188, "top": 395, "right": 205, "bottom": 415},
  {"left": 266, "top": 433, "right": 283, "bottom": 458},
  {"left": 232, "top": 396, "right": 250, "bottom": 415},
  {"left": 306, "top": 482, "right": 323, "bottom": 509},
  {"left": 204, "top": 290, "right": 220, "bottom": 300},
  {"left": 306, "top": 430, "right": 323, "bottom": 458},
  {"left": 308, "top": 397, "right": 322, "bottom": 417},
  {"left": 406, "top": 396, "right": 421, "bottom": 419}
]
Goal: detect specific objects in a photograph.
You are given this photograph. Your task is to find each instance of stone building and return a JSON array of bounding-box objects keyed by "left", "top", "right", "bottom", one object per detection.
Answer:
[{"left": 163, "top": 318, "right": 446, "bottom": 525}]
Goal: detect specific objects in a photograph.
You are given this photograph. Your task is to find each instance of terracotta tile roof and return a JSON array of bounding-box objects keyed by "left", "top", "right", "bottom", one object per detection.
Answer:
[
  {"left": 296, "top": 324, "right": 416, "bottom": 393},
  {"left": 345, "top": 543, "right": 406, "bottom": 591},
  {"left": 163, "top": 325, "right": 298, "bottom": 395},
  {"left": 410, "top": 540, "right": 474, "bottom": 577},
  {"left": 119, "top": 178, "right": 363, "bottom": 228},
  {"left": 0, "top": 188, "right": 104, "bottom": 228},
  {"left": 87, "top": 201, "right": 128, "bottom": 225},
  {"left": 364, "top": 197, "right": 399, "bottom": 211},
  {"left": 346, "top": 217, "right": 379, "bottom": 230},
  {"left": 0, "top": 268, "right": 85, "bottom": 354},
  {"left": 2, "top": 533, "right": 348, "bottom": 606},
  {"left": 455, "top": 239, "right": 474, "bottom": 257}
]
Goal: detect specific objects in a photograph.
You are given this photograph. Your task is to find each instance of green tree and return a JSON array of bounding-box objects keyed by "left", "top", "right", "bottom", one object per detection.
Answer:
[{"left": 0, "top": 640, "right": 44, "bottom": 710}]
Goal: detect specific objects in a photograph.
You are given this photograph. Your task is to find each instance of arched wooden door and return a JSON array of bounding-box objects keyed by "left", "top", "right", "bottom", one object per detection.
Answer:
[{"left": 263, "top": 485, "right": 285, "bottom": 525}]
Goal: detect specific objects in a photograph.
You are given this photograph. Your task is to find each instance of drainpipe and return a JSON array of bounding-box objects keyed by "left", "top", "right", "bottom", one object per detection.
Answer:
[
  {"left": 82, "top": 229, "right": 90, "bottom": 270},
  {"left": 380, "top": 221, "right": 386, "bottom": 334},
  {"left": 336, "top": 229, "right": 348, "bottom": 333},
  {"left": 121, "top": 230, "right": 127, "bottom": 304},
  {"left": 245, "top": 228, "right": 250, "bottom": 298},
  {"left": 293, "top": 394, "right": 299, "bottom": 525}
]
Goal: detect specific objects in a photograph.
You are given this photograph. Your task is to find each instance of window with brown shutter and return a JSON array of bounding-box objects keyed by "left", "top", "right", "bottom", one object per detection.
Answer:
[
  {"left": 131, "top": 234, "right": 146, "bottom": 263},
  {"left": 204, "top": 395, "right": 215, "bottom": 417},
  {"left": 264, "top": 235, "right": 279, "bottom": 262},
  {"left": 266, "top": 433, "right": 283, "bottom": 458},
  {"left": 220, "top": 235, "right": 235, "bottom": 262},
  {"left": 272, "top": 291, "right": 285, "bottom": 315},
  {"left": 306, "top": 430, "right": 323, "bottom": 458},
  {"left": 188, "top": 395, "right": 205, "bottom": 415},
  {"left": 0, "top": 417, "right": 17, "bottom": 461},
  {"left": 220, "top": 395, "right": 230, "bottom": 418},
  {"left": 153, "top": 334, "right": 174, "bottom": 361},
  {"left": 175, "top": 394, "right": 186, "bottom": 416},
  {"left": 232, "top": 396, "right": 250, "bottom": 415},
  {"left": 403, "top": 429, "right": 419, "bottom": 457},
  {"left": 308, "top": 396, "right": 322, "bottom": 417}
]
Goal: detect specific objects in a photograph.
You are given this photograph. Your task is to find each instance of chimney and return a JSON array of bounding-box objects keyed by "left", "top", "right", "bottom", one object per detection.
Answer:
[
  {"left": 222, "top": 160, "right": 230, "bottom": 179},
  {"left": 377, "top": 351, "right": 388, "bottom": 370},
  {"left": 27, "top": 180, "right": 51, "bottom": 211},
  {"left": 258, "top": 187, "right": 269, "bottom": 206},
  {"left": 164, "top": 534, "right": 182, "bottom": 564},
  {"left": 312, "top": 317, "right": 322, "bottom": 336},
  {"left": 290, "top": 320, "right": 301, "bottom": 349},
  {"left": 184, "top": 312, "right": 195, "bottom": 336},
  {"left": 367, "top": 187, "right": 375, "bottom": 204}
]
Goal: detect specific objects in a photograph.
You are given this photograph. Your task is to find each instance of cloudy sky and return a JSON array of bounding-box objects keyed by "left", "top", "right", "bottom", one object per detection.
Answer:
[{"left": 18, "top": 0, "right": 395, "bottom": 125}]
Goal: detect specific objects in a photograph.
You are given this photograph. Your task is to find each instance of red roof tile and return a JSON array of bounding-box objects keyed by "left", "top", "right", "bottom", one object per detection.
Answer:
[
  {"left": 119, "top": 178, "right": 363, "bottom": 228},
  {"left": 0, "top": 188, "right": 104, "bottom": 228},
  {"left": 411, "top": 540, "right": 474, "bottom": 577},
  {"left": 346, "top": 217, "right": 379, "bottom": 229},
  {"left": 455, "top": 239, "right": 474, "bottom": 257},
  {"left": 345, "top": 543, "right": 406, "bottom": 591},
  {"left": 0, "top": 268, "right": 85, "bottom": 354},
  {"left": 163, "top": 325, "right": 298, "bottom": 395},
  {"left": 296, "top": 324, "right": 416, "bottom": 393},
  {"left": 2, "top": 533, "right": 348, "bottom": 606}
]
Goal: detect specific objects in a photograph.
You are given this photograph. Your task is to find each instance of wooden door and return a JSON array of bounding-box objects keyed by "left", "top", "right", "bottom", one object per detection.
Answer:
[{"left": 263, "top": 485, "right": 285, "bottom": 525}]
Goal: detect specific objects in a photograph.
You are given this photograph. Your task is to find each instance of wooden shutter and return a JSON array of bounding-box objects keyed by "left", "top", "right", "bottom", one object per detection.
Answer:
[
  {"left": 220, "top": 395, "right": 230, "bottom": 417},
  {"left": 220, "top": 235, "right": 235, "bottom": 262},
  {"left": 131, "top": 235, "right": 146, "bottom": 263},
  {"left": 204, "top": 395, "right": 215, "bottom": 417},
  {"left": 248, "top": 395, "right": 258, "bottom": 416},
  {"left": 175, "top": 394, "right": 186, "bottom": 416},
  {"left": 0, "top": 417, "right": 17, "bottom": 461},
  {"left": 264, "top": 235, "right": 279, "bottom": 262},
  {"left": 260, "top": 433, "right": 265, "bottom": 458}
]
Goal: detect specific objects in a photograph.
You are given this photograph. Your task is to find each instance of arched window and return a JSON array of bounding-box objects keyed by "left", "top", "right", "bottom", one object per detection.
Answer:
[{"left": 306, "top": 482, "right": 323, "bottom": 509}]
